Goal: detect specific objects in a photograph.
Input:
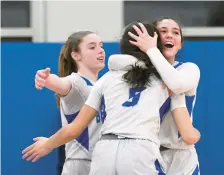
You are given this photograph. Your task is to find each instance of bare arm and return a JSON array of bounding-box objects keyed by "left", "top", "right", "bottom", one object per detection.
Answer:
[
  {"left": 46, "top": 105, "right": 96, "bottom": 149},
  {"left": 35, "top": 68, "right": 72, "bottom": 96},
  {"left": 22, "top": 105, "right": 96, "bottom": 162},
  {"left": 171, "top": 94, "right": 200, "bottom": 145},
  {"left": 45, "top": 74, "right": 72, "bottom": 96},
  {"left": 22, "top": 73, "right": 109, "bottom": 162}
]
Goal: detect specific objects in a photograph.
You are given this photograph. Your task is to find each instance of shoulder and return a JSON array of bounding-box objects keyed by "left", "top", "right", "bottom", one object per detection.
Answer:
[
  {"left": 176, "top": 62, "right": 200, "bottom": 77},
  {"left": 64, "top": 72, "right": 83, "bottom": 82},
  {"left": 178, "top": 62, "right": 200, "bottom": 72},
  {"left": 108, "top": 54, "right": 146, "bottom": 70},
  {"left": 95, "top": 72, "right": 111, "bottom": 87},
  {"left": 109, "top": 54, "right": 137, "bottom": 61},
  {"left": 96, "top": 71, "right": 128, "bottom": 90},
  {"left": 99, "top": 71, "right": 126, "bottom": 80},
  {"left": 69, "top": 72, "right": 83, "bottom": 80}
]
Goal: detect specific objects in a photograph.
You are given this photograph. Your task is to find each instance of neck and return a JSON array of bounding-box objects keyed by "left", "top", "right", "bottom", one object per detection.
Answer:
[
  {"left": 78, "top": 66, "right": 99, "bottom": 82},
  {"left": 166, "top": 57, "right": 175, "bottom": 65}
]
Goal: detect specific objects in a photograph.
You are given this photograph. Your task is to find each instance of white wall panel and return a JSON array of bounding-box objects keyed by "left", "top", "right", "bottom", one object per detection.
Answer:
[{"left": 46, "top": 1, "right": 123, "bottom": 42}]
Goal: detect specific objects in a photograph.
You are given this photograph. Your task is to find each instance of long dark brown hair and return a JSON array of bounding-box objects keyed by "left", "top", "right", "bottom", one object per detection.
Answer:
[{"left": 120, "top": 22, "right": 163, "bottom": 88}]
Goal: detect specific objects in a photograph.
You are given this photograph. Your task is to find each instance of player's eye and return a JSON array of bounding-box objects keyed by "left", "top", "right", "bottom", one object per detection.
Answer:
[
  {"left": 173, "top": 31, "right": 179, "bottom": 35},
  {"left": 160, "top": 30, "right": 167, "bottom": 33},
  {"left": 89, "top": 46, "right": 95, "bottom": 50}
]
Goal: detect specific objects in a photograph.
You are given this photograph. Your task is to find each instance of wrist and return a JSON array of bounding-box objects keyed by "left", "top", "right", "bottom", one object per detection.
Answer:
[
  {"left": 45, "top": 74, "right": 54, "bottom": 87},
  {"left": 45, "top": 138, "right": 54, "bottom": 152},
  {"left": 146, "top": 47, "right": 159, "bottom": 56},
  {"left": 171, "top": 94, "right": 186, "bottom": 111}
]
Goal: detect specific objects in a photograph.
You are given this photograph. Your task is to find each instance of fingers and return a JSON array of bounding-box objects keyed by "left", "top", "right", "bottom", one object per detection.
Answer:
[
  {"left": 44, "top": 68, "right": 51, "bottom": 75},
  {"left": 32, "top": 155, "right": 41, "bottom": 162},
  {"left": 168, "top": 89, "right": 173, "bottom": 96},
  {"left": 128, "top": 32, "right": 138, "bottom": 41},
  {"left": 36, "top": 75, "right": 46, "bottom": 85},
  {"left": 134, "top": 23, "right": 158, "bottom": 39},
  {"left": 35, "top": 78, "right": 45, "bottom": 90},
  {"left": 33, "top": 137, "right": 43, "bottom": 142},
  {"left": 22, "top": 138, "right": 48, "bottom": 162},
  {"left": 22, "top": 143, "right": 41, "bottom": 162},
  {"left": 26, "top": 151, "right": 38, "bottom": 161},
  {"left": 162, "top": 83, "right": 167, "bottom": 89},
  {"left": 132, "top": 25, "right": 143, "bottom": 36},
  {"left": 138, "top": 23, "right": 157, "bottom": 39},
  {"left": 45, "top": 67, "right": 51, "bottom": 72},
  {"left": 129, "top": 40, "right": 138, "bottom": 46},
  {"left": 22, "top": 144, "right": 34, "bottom": 155},
  {"left": 37, "top": 70, "right": 47, "bottom": 78},
  {"left": 128, "top": 24, "right": 150, "bottom": 41},
  {"left": 22, "top": 147, "right": 35, "bottom": 160},
  {"left": 23, "top": 148, "right": 41, "bottom": 162},
  {"left": 35, "top": 70, "right": 47, "bottom": 89},
  {"left": 128, "top": 23, "right": 158, "bottom": 52},
  {"left": 138, "top": 23, "right": 148, "bottom": 35},
  {"left": 153, "top": 32, "right": 158, "bottom": 39},
  {"left": 35, "top": 81, "right": 43, "bottom": 90}
]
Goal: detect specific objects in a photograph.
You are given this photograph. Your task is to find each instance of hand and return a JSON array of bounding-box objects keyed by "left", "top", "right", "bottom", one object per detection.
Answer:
[
  {"left": 22, "top": 137, "right": 52, "bottom": 162},
  {"left": 128, "top": 23, "right": 158, "bottom": 53},
  {"left": 35, "top": 68, "right": 51, "bottom": 90},
  {"left": 162, "top": 83, "right": 173, "bottom": 96}
]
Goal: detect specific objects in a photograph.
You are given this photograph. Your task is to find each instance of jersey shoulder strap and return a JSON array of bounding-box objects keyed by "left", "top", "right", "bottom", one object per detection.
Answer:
[
  {"left": 174, "top": 62, "right": 183, "bottom": 69},
  {"left": 80, "top": 76, "right": 93, "bottom": 86}
]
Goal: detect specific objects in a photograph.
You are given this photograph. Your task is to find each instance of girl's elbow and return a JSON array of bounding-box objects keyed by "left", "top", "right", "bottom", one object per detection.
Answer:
[
  {"left": 63, "top": 126, "right": 81, "bottom": 140},
  {"left": 182, "top": 131, "right": 201, "bottom": 145},
  {"left": 168, "top": 81, "right": 184, "bottom": 94},
  {"left": 170, "top": 86, "right": 183, "bottom": 94}
]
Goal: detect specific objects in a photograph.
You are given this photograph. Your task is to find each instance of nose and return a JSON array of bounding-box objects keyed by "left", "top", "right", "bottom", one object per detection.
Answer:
[
  {"left": 166, "top": 31, "right": 173, "bottom": 39},
  {"left": 99, "top": 46, "right": 105, "bottom": 54}
]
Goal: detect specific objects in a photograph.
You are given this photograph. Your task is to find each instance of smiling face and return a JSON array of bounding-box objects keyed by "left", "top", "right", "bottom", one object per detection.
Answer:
[
  {"left": 156, "top": 19, "right": 183, "bottom": 62},
  {"left": 72, "top": 33, "right": 105, "bottom": 72}
]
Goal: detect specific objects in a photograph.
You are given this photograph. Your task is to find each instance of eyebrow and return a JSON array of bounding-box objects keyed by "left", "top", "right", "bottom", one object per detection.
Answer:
[
  {"left": 159, "top": 27, "right": 180, "bottom": 31},
  {"left": 87, "top": 41, "right": 103, "bottom": 45}
]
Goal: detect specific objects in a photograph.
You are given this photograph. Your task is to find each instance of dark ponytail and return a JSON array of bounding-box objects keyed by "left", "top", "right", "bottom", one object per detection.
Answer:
[{"left": 121, "top": 22, "right": 163, "bottom": 88}]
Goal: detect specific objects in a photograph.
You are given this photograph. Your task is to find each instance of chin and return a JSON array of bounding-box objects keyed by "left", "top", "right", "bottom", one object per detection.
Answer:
[
  {"left": 96, "top": 63, "right": 105, "bottom": 70},
  {"left": 163, "top": 51, "right": 176, "bottom": 60}
]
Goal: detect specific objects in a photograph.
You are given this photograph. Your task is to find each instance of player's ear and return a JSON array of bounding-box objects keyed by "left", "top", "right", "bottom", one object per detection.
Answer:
[{"left": 71, "top": 51, "right": 81, "bottom": 61}]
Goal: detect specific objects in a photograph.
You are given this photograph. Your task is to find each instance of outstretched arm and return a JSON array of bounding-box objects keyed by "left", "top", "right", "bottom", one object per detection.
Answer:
[
  {"left": 22, "top": 105, "right": 97, "bottom": 162},
  {"left": 22, "top": 72, "right": 109, "bottom": 162},
  {"left": 35, "top": 68, "right": 72, "bottom": 96}
]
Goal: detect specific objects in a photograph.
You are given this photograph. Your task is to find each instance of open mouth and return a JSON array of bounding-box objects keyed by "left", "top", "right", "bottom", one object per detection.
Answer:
[
  {"left": 164, "top": 42, "right": 174, "bottom": 48},
  {"left": 97, "top": 56, "right": 104, "bottom": 61}
]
